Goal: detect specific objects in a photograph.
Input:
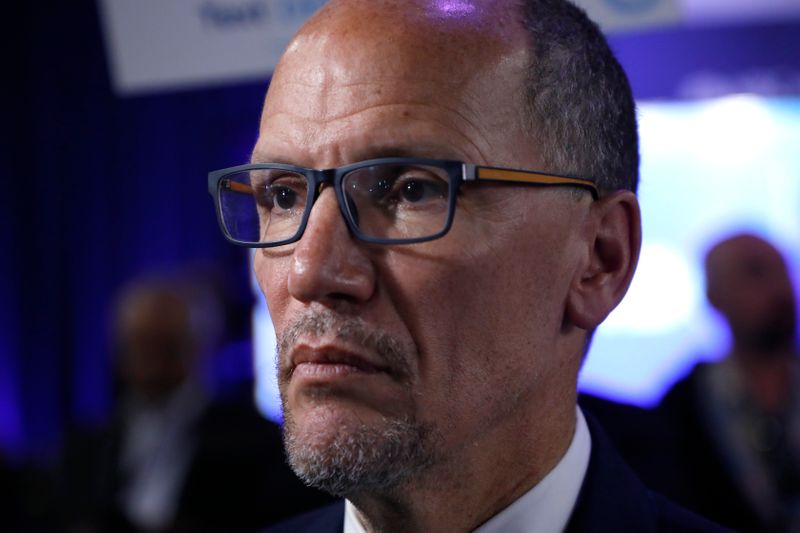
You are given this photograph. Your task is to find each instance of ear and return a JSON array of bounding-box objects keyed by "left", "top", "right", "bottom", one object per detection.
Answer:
[{"left": 566, "top": 191, "right": 641, "bottom": 330}]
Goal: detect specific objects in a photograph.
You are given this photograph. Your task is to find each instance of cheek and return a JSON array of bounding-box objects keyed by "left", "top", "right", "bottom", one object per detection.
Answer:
[
  {"left": 384, "top": 241, "right": 566, "bottom": 418},
  {"left": 254, "top": 253, "right": 292, "bottom": 329}
]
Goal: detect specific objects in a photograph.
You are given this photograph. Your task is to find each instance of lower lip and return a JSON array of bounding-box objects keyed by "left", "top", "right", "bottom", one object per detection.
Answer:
[{"left": 292, "top": 362, "right": 382, "bottom": 380}]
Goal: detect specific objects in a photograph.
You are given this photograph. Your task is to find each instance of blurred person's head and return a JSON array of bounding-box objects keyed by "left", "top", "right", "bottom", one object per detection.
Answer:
[
  {"left": 706, "top": 233, "right": 797, "bottom": 355},
  {"left": 113, "top": 281, "right": 201, "bottom": 403}
]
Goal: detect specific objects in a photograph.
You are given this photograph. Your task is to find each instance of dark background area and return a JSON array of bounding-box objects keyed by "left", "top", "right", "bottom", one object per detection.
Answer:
[
  {"left": 3, "top": 0, "right": 800, "bottom": 466},
  {"left": 3, "top": 0, "right": 266, "bottom": 464}
]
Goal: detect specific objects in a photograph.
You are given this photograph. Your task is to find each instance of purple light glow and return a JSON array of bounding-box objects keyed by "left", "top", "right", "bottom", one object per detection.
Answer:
[{"left": 434, "top": 0, "right": 476, "bottom": 17}]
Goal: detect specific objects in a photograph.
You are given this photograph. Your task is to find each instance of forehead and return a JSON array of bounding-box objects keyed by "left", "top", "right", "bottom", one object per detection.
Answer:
[
  {"left": 256, "top": 0, "right": 531, "bottom": 166},
  {"left": 710, "top": 237, "right": 787, "bottom": 279}
]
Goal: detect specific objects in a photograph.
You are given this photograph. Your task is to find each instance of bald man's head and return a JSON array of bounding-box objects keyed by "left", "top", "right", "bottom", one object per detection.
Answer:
[
  {"left": 241, "top": 0, "right": 642, "bottom": 518},
  {"left": 262, "top": 0, "right": 638, "bottom": 193},
  {"left": 706, "top": 234, "right": 797, "bottom": 353},
  {"left": 114, "top": 283, "right": 199, "bottom": 401}
]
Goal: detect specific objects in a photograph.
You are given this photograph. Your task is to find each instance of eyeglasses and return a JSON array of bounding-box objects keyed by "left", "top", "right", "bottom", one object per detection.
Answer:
[{"left": 207, "top": 158, "right": 598, "bottom": 247}]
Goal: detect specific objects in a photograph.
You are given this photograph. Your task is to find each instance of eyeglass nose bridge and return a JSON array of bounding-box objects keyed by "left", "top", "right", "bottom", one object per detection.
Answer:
[{"left": 301, "top": 168, "right": 362, "bottom": 242}]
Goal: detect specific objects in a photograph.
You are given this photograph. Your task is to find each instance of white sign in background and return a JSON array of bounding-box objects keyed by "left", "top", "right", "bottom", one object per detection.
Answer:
[
  {"left": 99, "top": 0, "right": 685, "bottom": 96},
  {"left": 98, "top": 0, "right": 327, "bottom": 95},
  {"left": 99, "top": 0, "right": 800, "bottom": 96},
  {"left": 570, "top": 0, "right": 681, "bottom": 32},
  {"left": 570, "top": 0, "right": 800, "bottom": 31}
]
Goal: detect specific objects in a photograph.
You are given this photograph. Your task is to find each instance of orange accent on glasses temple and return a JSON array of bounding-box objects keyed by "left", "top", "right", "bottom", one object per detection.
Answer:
[
  {"left": 224, "top": 180, "right": 254, "bottom": 194},
  {"left": 477, "top": 168, "right": 597, "bottom": 192}
]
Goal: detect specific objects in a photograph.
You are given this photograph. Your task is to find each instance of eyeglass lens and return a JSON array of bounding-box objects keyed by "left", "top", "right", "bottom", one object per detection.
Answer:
[{"left": 217, "top": 163, "right": 452, "bottom": 245}]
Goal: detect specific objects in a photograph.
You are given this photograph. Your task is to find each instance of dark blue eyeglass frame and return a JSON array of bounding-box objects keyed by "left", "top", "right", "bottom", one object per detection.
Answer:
[{"left": 207, "top": 157, "right": 598, "bottom": 248}]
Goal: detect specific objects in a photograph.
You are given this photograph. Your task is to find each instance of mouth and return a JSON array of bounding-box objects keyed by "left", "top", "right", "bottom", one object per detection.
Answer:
[
  {"left": 281, "top": 338, "right": 414, "bottom": 416},
  {"left": 289, "top": 345, "right": 393, "bottom": 381}
]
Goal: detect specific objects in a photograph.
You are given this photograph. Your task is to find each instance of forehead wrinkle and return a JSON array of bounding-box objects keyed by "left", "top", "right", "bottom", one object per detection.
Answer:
[
  {"left": 267, "top": 98, "right": 487, "bottom": 149},
  {"left": 262, "top": 102, "right": 493, "bottom": 167},
  {"left": 264, "top": 76, "right": 498, "bottom": 159},
  {"left": 388, "top": 105, "right": 493, "bottom": 164},
  {"left": 269, "top": 73, "right": 476, "bottom": 118},
  {"left": 272, "top": 75, "right": 467, "bottom": 91}
]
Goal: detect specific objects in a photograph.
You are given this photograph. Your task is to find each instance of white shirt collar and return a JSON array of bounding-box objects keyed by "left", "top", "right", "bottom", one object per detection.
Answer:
[{"left": 344, "top": 407, "right": 592, "bottom": 533}]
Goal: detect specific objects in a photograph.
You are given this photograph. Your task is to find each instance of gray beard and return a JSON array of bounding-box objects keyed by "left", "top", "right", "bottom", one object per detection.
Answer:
[
  {"left": 276, "top": 309, "right": 438, "bottom": 497},
  {"left": 283, "top": 407, "right": 436, "bottom": 497}
]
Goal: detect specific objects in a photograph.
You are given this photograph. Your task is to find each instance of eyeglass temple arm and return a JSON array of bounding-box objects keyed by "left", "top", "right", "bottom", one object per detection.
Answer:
[
  {"left": 462, "top": 164, "right": 599, "bottom": 199},
  {"left": 219, "top": 179, "right": 255, "bottom": 195}
]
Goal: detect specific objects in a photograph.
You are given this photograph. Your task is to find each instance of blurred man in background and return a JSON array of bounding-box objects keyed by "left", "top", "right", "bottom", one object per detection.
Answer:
[
  {"left": 59, "top": 275, "right": 331, "bottom": 533},
  {"left": 659, "top": 234, "right": 800, "bottom": 532}
]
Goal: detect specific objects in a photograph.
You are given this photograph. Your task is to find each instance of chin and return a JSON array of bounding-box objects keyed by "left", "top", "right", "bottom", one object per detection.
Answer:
[
  {"left": 281, "top": 397, "right": 439, "bottom": 497},
  {"left": 286, "top": 399, "right": 365, "bottom": 447}
]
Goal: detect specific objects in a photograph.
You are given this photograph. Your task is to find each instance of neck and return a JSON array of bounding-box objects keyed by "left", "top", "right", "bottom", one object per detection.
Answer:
[
  {"left": 348, "top": 387, "right": 577, "bottom": 532},
  {"left": 731, "top": 341, "right": 795, "bottom": 367},
  {"left": 731, "top": 346, "right": 797, "bottom": 413}
]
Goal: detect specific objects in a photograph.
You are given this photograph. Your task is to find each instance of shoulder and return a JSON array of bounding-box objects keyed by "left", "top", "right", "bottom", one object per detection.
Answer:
[
  {"left": 649, "top": 491, "right": 734, "bottom": 532},
  {"left": 566, "top": 413, "right": 731, "bottom": 533},
  {"left": 659, "top": 361, "right": 713, "bottom": 411},
  {"left": 260, "top": 501, "right": 345, "bottom": 533}
]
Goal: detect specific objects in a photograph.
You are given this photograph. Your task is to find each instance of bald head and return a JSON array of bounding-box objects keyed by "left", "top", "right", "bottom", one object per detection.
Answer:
[
  {"left": 305, "top": 0, "right": 524, "bottom": 47},
  {"left": 114, "top": 283, "right": 197, "bottom": 401},
  {"left": 259, "top": 0, "right": 533, "bottom": 170},
  {"left": 706, "top": 234, "right": 797, "bottom": 353},
  {"left": 258, "top": 0, "right": 637, "bottom": 191}
]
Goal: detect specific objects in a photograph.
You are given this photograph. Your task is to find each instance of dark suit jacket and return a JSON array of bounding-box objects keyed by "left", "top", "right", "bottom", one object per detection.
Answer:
[
  {"left": 653, "top": 363, "right": 764, "bottom": 532},
  {"left": 264, "top": 416, "right": 731, "bottom": 532},
  {"left": 59, "top": 390, "right": 333, "bottom": 533}
]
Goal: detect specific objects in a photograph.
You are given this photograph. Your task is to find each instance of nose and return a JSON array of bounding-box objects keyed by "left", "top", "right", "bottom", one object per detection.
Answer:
[{"left": 287, "top": 188, "right": 376, "bottom": 305}]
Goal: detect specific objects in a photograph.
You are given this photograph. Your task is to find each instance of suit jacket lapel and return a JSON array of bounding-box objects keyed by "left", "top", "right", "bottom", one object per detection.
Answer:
[{"left": 565, "top": 414, "right": 657, "bottom": 533}]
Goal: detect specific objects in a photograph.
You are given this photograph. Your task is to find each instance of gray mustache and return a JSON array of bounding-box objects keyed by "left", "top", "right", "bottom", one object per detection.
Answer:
[{"left": 278, "top": 310, "right": 414, "bottom": 381}]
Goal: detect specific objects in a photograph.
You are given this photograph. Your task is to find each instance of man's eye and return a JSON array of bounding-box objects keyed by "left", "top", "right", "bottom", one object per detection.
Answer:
[
  {"left": 261, "top": 174, "right": 308, "bottom": 213},
  {"left": 395, "top": 176, "right": 447, "bottom": 204},
  {"left": 272, "top": 186, "right": 297, "bottom": 210},
  {"left": 347, "top": 166, "right": 449, "bottom": 210}
]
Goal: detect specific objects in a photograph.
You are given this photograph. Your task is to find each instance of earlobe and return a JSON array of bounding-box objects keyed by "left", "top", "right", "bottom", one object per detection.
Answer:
[{"left": 566, "top": 191, "right": 641, "bottom": 330}]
